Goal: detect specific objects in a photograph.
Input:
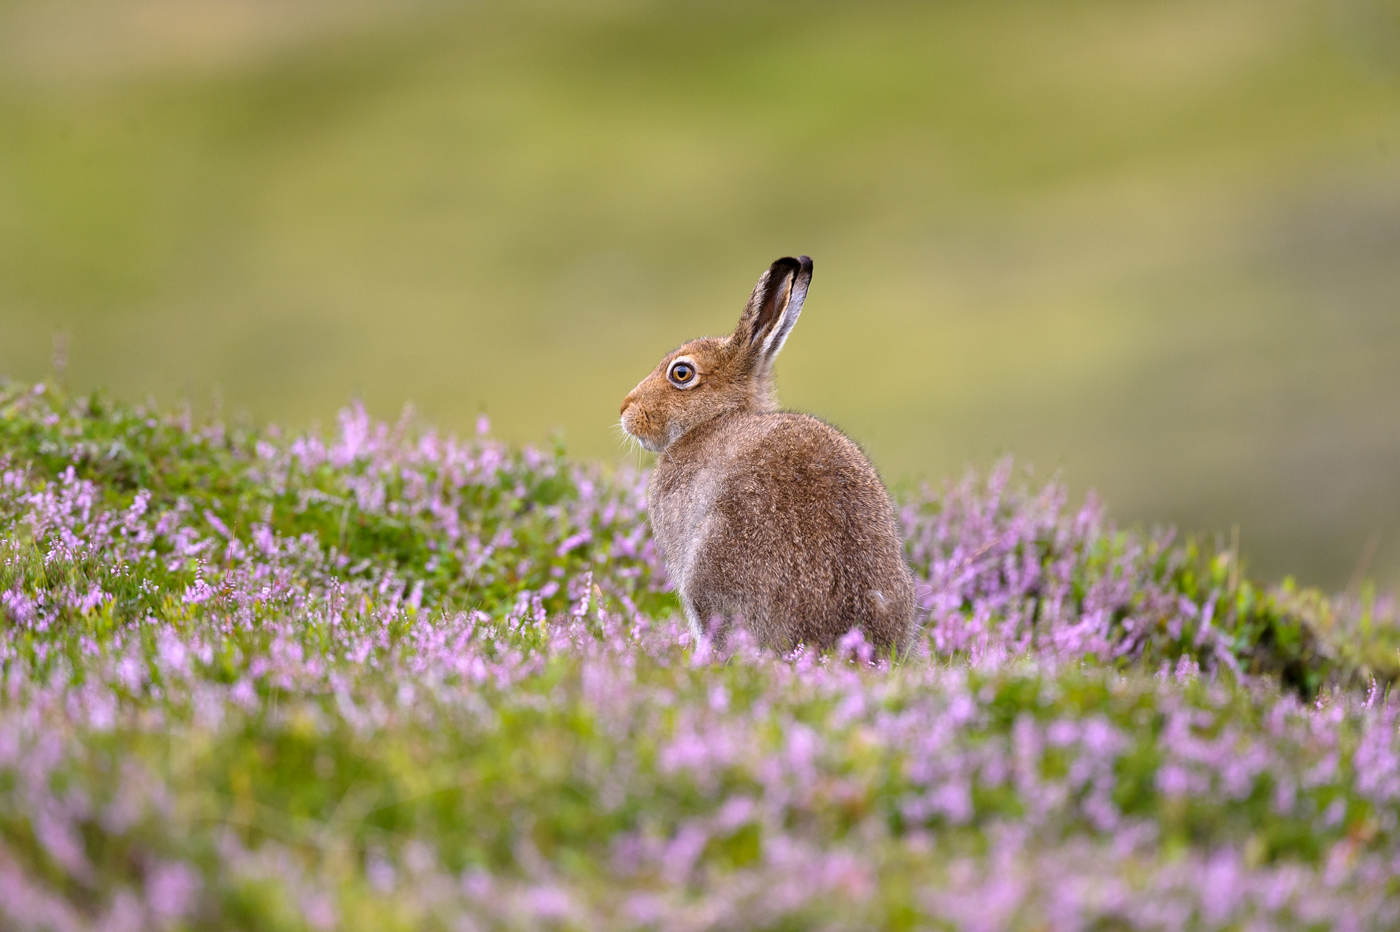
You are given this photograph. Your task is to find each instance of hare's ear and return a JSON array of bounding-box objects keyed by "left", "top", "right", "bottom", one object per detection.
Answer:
[{"left": 733, "top": 255, "right": 812, "bottom": 364}]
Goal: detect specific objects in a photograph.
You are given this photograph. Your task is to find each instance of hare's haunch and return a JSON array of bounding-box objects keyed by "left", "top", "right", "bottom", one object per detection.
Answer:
[{"left": 621, "top": 256, "right": 916, "bottom": 655}]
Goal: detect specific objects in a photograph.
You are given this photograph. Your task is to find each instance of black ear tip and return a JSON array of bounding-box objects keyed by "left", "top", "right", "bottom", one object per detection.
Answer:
[{"left": 770, "top": 255, "right": 812, "bottom": 278}]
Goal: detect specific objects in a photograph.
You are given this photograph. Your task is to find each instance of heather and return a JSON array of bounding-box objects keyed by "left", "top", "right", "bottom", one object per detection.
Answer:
[{"left": 3, "top": 381, "right": 1400, "bottom": 931}]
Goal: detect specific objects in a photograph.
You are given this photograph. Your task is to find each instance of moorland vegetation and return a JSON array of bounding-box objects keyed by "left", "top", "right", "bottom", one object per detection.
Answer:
[{"left": 2, "top": 380, "right": 1400, "bottom": 930}]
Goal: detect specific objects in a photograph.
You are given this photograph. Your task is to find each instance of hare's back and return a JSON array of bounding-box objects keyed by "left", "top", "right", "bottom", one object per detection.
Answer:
[
  {"left": 702, "top": 412, "right": 912, "bottom": 646},
  {"left": 717, "top": 412, "right": 884, "bottom": 508},
  {"left": 652, "top": 410, "right": 915, "bottom": 651},
  {"left": 707, "top": 412, "right": 903, "bottom": 564}
]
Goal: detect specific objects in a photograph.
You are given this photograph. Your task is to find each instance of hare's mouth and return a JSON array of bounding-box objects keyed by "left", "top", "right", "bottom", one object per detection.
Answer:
[
  {"left": 631, "top": 430, "right": 666, "bottom": 454},
  {"left": 620, "top": 412, "right": 665, "bottom": 453}
]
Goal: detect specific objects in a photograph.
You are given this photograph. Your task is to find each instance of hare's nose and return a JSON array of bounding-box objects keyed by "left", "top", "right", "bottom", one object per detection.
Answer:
[{"left": 620, "top": 394, "right": 634, "bottom": 416}]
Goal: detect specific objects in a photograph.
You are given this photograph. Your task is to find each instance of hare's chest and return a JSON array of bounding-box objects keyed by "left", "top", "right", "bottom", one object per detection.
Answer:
[{"left": 647, "top": 460, "right": 729, "bottom": 590}]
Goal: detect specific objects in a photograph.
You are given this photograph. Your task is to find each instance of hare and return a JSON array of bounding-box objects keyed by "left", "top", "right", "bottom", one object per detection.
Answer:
[{"left": 620, "top": 256, "right": 916, "bottom": 655}]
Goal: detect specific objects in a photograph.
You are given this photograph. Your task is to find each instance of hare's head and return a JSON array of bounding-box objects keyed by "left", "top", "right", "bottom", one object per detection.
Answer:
[{"left": 620, "top": 256, "right": 812, "bottom": 453}]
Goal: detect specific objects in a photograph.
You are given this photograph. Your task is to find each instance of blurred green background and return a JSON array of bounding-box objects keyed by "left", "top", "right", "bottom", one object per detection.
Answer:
[{"left": 2, "top": 0, "right": 1398, "bottom": 589}]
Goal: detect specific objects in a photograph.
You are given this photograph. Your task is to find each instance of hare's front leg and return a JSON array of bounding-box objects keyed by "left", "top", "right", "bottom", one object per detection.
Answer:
[
  {"left": 680, "top": 589, "right": 733, "bottom": 648},
  {"left": 679, "top": 593, "right": 704, "bottom": 643}
]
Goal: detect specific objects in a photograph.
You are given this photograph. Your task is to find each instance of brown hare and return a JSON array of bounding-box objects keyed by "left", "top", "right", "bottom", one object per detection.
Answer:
[{"left": 620, "top": 256, "right": 916, "bottom": 655}]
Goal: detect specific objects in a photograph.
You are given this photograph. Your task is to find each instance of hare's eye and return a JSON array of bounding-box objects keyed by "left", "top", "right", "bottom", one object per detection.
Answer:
[{"left": 668, "top": 361, "right": 695, "bottom": 386}]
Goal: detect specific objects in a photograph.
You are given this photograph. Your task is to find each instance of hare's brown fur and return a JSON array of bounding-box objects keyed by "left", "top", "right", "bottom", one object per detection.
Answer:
[{"left": 621, "top": 257, "right": 916, "bottom": 654}]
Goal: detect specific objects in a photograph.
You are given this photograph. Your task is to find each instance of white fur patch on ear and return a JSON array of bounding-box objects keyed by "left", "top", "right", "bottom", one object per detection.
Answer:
[
  {"left": 760, "top": 271, "right": 808, "bottom": 360},
  {"left": 759, "top": 319, "right": 785, "bottom": 357}
]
